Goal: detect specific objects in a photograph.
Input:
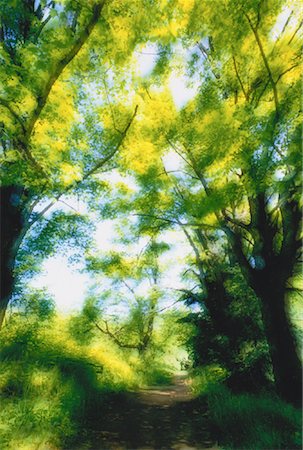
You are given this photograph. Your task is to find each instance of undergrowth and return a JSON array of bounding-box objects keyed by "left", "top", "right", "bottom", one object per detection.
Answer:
[
  {"left": 0, "top": 315, "right": 173, "bottom": 449},
  {"left": 190, "top": 366, "right": 302, "bottom": 450}
]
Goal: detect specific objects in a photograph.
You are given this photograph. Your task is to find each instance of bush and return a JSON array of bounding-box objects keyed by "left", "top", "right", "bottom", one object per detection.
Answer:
[
  {"left": 190, "top": 366, "right": 301, "bottom": 449},
  {"left": 190, "top": 365, "right": 229, "bottom": 396}
]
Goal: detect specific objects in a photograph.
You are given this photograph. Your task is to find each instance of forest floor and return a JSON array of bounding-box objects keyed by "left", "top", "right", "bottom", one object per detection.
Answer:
[{"left": 75, "top": 375, "right": 219, "bottom": 450}]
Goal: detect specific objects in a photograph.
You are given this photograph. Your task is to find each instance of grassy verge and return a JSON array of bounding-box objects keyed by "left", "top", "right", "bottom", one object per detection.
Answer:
[
  {"left": 0, "top": 316, "right": 174, "bottom": 449},
  {"left": 190, "top": 366, "right": 302, "bottom": 450}
]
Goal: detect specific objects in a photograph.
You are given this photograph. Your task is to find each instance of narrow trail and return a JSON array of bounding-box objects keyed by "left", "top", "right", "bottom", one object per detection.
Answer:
[{"left": 77, "top": 375, "right": 219, "bottom": 450}]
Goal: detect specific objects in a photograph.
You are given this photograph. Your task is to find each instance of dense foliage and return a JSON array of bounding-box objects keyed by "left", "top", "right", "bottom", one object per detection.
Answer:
[{"left": 0, "top": 0, "right": 302, "bottom": 448}]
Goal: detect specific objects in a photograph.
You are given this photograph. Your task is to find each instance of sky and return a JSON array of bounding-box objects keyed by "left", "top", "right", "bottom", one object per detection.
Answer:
[
  {"left": 30, "top": 214, "right": 193, "bottom": 314},
  {"left": 30, "top": 45, "right": 198, "bottom": 313}
]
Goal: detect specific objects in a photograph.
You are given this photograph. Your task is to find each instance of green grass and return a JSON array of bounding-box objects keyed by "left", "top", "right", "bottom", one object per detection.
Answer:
[
  {"left": 0, "top": 319, "right": 130, "bottom": 449},
  {"left": 0, "top": 316, "right": 175, "bottom": 449},
  {"left": 190, "top": 366, "right": 302, "bottom": 450}
]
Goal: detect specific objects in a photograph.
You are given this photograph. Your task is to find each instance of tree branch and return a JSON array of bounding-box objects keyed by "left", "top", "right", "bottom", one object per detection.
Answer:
[
  {"left": 181, "top": 226, "right": 205, "bottom": 282},
  {"left": 232, "top": 56, "right": 249, "bottom": 101},
  {"left": 34, "top": 13, "right": 53, "bottom": 43},
  {"left": 165, "top": 138, "right": 194, "bottom": 169},
  {"left": 288, "top": 19, "right": 303, "bottom": 44},
  {"left": 28, "top": 105, "right": 138, "bottom": 226},
  {"left": 243, "top": 10, "right": 279, "bottom": 116},
  {"left": 94, "top": 320, "right": 139, "bottom": 349},
  {"left": 275, "top": 62, "right": 300, "bottom": 84},
  {"left": 120, "top": 279, "right": 137, "bottom": 297},
  {"left": 26, "top": 1, "right": 105, "bottom": 143},
  {"left": 222, "top": 210, "right": 251, "bottom": 231},
  {"left": 0, "top": 98, "right": 26, "bottom": 134},
  {"left": 83, "top": 105, "right": 138, "bottom": 179},
  {"left": 170, "top": 288, "right": 202, "bottom": 304}
]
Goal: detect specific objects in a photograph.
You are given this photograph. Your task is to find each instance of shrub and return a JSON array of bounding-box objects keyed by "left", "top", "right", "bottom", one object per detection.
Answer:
[{"left": 190, "top": 365, "right": 229, "bottom": 396}]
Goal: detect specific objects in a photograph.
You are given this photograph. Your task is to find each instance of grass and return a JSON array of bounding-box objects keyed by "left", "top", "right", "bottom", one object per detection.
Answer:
[
  {"left": 207, "top": 384, "right": 301, "bottom": 450},
  {"left": 0, "top": 315, "right": 174, "bottom": 449},
  {"left": 1, "top": 313, "right": 300, "bottom": 450},
  {"left": 190, "top": 366, "right": 302, "bottom": 450}
]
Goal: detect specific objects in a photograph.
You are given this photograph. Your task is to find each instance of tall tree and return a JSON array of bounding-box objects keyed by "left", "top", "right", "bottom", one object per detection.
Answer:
[
  {"left": 104, "top": 0, "right": 302, "bottom": 404},
  {"left": 0, "top": 0, "right": 169, "bottom": 327},
  {"left": 168, "top": 0, "right": 302, "bottom": 404}
]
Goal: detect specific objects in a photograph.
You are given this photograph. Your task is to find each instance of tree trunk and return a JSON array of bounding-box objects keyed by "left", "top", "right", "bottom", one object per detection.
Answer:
[
  {"left": 0, "top": 185, "right": 26, "bottom": 328},
  {"left": 257, "top": 276, "right": 302, "bottom": 406},
  {"left": 227, "top": 212, "right": 302, "bottom": 406}
]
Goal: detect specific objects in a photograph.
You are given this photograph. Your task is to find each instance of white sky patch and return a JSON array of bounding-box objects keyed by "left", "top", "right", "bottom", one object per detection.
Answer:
[
  {"left": 167, "top": 41, "right": 201, "bottom": 109},
  {"left": 95, "top": 219, "right": 119, "bottom": 252},
  {"left": 162, "top": 149, "right": 184, "bottom": 172},
  {"left": 135, "top": 42, "right": 158, "bottom": 77},
  {"left": 29, "top": 219, "right": 194, "bottom": 313},
  {"left": 101, "top": 170, "right": 137, "bottom": 190},
  {"left": 169, "top": 73, "right": 199, "bottom": 109},
  {"left": 160, "top": 229, "right": 193, "bottom": 292},
  {"left": 30, "top": 256, "right": 90, "bottom": 313},
  {"left": 274, "top": 168, "right": 286, "bottom": 180},
  {"left": 135, "top": 40, "right": 200, "bottom": 108},
  {"left": 270, "top": 6, "right": 298, "bottom": 41}
]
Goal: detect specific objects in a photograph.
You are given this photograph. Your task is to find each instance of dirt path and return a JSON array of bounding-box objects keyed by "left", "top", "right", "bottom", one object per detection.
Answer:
[{"left": 77, "top": 376, "right": 218, "bottom": 450}]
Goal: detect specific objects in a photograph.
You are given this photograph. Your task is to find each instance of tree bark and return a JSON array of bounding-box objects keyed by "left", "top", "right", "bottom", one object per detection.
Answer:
[
  {"left": 0, "top": 185, "right": 27, "bottom": 328},
  {"left": 226, "top": 191, "right": 302, "bottom": 405},
  {"left": 254, "top": 270, "right": 302, "bottom": 406}
]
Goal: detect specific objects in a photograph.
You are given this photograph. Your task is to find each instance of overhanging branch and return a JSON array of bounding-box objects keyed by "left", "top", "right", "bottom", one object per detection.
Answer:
[
  {"left": 28, "top": 105, "right": 138, "bottom": 227},
  {"left": 243, "top": 10, "right": 279, "bottom": 116},
  {"left": 26, "top": 1, "right": 105, "bottom": 143}
]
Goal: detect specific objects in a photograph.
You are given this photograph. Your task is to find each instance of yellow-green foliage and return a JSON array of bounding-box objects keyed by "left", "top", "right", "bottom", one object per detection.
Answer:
[
  {"left": 0, "top": 366, "right": 76, "bottom": 449},
  {"left": 88, "top": 343, "right": 138, "bottom": 389},
  {"left": 0, "top": 315, "right": 141, "bottom": 449},
  {"left": 0, "top": 310, "right": 182, "bottom": 449}
]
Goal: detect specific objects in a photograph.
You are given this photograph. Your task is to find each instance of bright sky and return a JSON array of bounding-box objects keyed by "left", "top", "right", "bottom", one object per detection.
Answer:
[{"left": 30, "top": 45, "right": 197, "bottom": 313}]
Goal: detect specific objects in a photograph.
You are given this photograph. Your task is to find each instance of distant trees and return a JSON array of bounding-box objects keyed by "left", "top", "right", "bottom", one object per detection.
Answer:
[{"left": 71, "top": 240, "right": 171, "bottom": 354}]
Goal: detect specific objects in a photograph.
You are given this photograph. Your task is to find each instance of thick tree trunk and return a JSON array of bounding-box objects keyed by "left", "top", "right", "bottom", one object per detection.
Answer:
[
  {"left": 227, "top": 209, "right": 302, "bottom": 405},
  {"left": 236, "top": 255, "right": 302, "bottom": 405},
  {"left": 257, "top": 277, "right": 302, "bottom": 406},
  {"left": 0, "top": 185, "right": 26, "bottom": 328}
]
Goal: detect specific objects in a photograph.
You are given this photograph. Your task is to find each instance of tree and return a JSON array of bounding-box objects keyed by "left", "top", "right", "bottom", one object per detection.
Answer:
[
  {"left": 167, "top": 0, "right": 302, "bottom": 404},
  {"left": 82, "top": 239, "right": 170, "bottom": 354},
  {"left": 122, "top": 176, "right": 271, "bottom": 390},
  {"left": 180, "top": 231, "right": 271, "bottom": 392},
  {"left": 2, "top": 0, "right": 301, "bottom": 407},
  {"left": 102, "top": 0, "right": 302, "bottom": 404},
  {"left": 0, "top": 0, "right": 171, "bottom": 327}
]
